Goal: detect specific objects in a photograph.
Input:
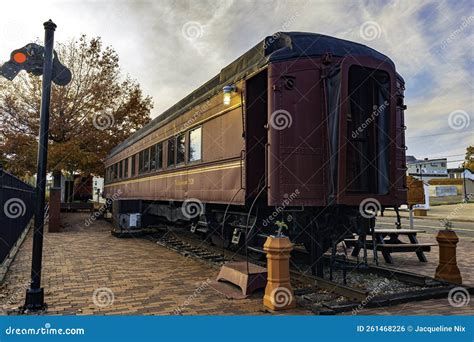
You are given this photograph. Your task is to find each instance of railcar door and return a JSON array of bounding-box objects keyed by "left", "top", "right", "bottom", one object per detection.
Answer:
[
  {"left": 245, "top": 70, "right": 268, "bottom": 202},
  {"left": 267, "top": 59, "right": 326, "bottom": 207},
  {"left": 337, "top": 57, "right": 398, "bottom": 206}
]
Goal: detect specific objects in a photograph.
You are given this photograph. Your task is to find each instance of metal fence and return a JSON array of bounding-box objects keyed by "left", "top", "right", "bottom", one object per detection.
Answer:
[{"left": 0, "top": 167, "right": 35, "bottom": 264}]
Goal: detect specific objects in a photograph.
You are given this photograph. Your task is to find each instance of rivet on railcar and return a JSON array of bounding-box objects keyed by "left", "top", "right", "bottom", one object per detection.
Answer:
[{"left": 103, "top": 32, "right": 407, "bottom": 276}]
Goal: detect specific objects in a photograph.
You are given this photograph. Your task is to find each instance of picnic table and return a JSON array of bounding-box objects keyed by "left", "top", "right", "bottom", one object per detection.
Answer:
[{"left": 345, "top": 229, "right": 436, "bottom": 264}]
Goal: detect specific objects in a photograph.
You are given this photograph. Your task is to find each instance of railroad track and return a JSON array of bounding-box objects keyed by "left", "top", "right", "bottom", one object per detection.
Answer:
[
  {"left": 140, "top": 225, "right": 471, "bottom": 315},
  {"left": 143, "top": 227, "right": 378, "bottom": 302},
  {"left": 154, "top": 234, "right": 229, "bottom": 264}
]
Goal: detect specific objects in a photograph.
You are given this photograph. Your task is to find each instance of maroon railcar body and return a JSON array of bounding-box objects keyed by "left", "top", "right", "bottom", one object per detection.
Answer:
[{"left": 267, "top": 56, "right": 406, "bottom": 208}]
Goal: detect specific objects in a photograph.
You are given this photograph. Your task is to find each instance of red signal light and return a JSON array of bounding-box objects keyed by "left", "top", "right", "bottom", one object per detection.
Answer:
[{"left": 13, "top": 52, "right": 27, "bottom": 64}]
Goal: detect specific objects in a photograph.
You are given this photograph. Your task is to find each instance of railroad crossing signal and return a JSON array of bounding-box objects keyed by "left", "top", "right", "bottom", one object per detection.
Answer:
[
  {"left": 0, "top": 19, "right": 72, "bottom": 312},
  {"left": 0, "top": 43, "right": 71, "bottom": 86}
]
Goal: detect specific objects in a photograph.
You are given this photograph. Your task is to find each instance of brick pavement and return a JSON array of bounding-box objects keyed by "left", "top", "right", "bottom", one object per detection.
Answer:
[
  {"left": 0, "top": 213, "right": 472, "bottom": 315},
  {"left": 345, "top": 232, "right": 473, "bottom": 315},
  {"left": 0, "top": 213, "right": 303, "bottom": 315},
  {"left": 345, "top": 231, "right": 473, "bottom": 286}
]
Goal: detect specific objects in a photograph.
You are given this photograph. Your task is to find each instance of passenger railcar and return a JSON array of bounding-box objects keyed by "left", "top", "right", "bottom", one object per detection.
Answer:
[{"left": 103, "top": 32, "right": 407, "bottom": 275}]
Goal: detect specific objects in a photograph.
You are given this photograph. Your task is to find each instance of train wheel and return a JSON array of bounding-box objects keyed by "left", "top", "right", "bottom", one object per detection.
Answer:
[
  {"left": 210, "top": 233, "right": 231, "bottom": 249},
  {"left": 247, "top": 249, "right": 266, "bottom": 261}
]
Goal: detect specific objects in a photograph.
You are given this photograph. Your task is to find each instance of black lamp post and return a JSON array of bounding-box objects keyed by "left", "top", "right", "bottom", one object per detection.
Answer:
[{"left": 24, "top": 19, "right": 57, "bottom": 311}]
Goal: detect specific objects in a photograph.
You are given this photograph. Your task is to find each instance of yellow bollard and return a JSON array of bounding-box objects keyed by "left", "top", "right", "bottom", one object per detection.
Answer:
[
  {"left": 435, "top": 230, "right": 462, "bottom": 284},
  {"left": 263, "top": 236, "right": 296, "bottom": 310}
]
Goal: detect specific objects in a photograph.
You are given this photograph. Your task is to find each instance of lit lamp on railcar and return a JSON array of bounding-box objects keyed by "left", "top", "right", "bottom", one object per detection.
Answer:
[{"left": 222, "top": 84, "right": 236, "bottom": 105}]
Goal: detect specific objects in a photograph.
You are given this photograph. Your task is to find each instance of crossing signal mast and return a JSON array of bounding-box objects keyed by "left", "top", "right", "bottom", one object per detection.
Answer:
[
  {"left": 0, "top": 20, "right": 71, "bottom": 311},
  {"left": 0, "top": 42, "right": 71, "bottom": 85}
]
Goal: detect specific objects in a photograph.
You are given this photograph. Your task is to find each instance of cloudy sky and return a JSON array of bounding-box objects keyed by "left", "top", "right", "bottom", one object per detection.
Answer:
[{"left": 1, "top": 0, "right": 472, "bottom": 166}]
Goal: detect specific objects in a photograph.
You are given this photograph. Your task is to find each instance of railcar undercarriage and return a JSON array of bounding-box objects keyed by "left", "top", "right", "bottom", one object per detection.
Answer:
[{"left": 110, "top": 199, "right": 378, "bottom": 278}]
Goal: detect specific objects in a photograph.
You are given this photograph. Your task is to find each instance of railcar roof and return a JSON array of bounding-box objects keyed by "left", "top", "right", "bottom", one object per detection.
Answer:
[{"left": 107, "top": 32, "right": 395, "bottom": 159}]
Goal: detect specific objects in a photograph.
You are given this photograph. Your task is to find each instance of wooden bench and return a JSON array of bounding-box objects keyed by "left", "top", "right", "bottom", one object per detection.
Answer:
[{"left": 346, "top": 229, "right": 436, "bottom": 264}]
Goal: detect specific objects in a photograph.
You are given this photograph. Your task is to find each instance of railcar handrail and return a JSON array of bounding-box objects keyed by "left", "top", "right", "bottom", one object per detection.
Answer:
[{"left": 244, "top": 176, "right": 267, "bottom": 274}]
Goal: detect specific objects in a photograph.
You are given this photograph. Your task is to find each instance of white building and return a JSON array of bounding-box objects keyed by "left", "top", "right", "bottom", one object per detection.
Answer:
[
  {"left": 406, "top": 156, "right": 448, "bottom": 182},
  {"left": 92, "top": 176, "right": 105, "bottom": 202},
  {"left": 45, "top": 172, "right": 104, "bottom": 203}
]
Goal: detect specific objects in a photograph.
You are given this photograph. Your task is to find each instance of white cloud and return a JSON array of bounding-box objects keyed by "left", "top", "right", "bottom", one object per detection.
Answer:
[{"left": 0, "top": 0, "right": 472, "bottom": 165}]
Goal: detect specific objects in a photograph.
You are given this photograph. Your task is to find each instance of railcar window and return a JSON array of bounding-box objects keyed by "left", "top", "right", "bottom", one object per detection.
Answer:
[
  {"left": 124, "top": 158, "right": 129, "bottom": 178},
  {"left": 144, "top": 148, "right": 150, "bottom": 172},
  {"left": 168, "top": 138, "right": 175, "bottom": 167},
  {"left": 176, "top": 133, "right": 186, "bottom": 165},
  {"left": 188, "top": 127, "right": 202, "bottom": 162},
  {"left": 114, "top": 163, "right": 118, "bottom": 180},
  {"left": 156, "top": 142, "right": 163, "bottom": 169},
  {"left": 139, "top": 150, "right": 144, "bottom": 174},
  {"left": 150, "top": 145, "right": 156, "bottom": 170},
  {"left": 119, "top": 160, "right": 123, "bottom": 179},
  {"left": 131, "top": 154, "right": 136, "bottom": 176}
]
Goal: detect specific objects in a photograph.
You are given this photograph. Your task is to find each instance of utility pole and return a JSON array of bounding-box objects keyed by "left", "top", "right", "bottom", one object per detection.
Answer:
[
  {"left": 24, "top": 19, "right": 57, "bottom": 311},
  {"left": 462, "top": 162, "right": 468, "bottom": 202}
]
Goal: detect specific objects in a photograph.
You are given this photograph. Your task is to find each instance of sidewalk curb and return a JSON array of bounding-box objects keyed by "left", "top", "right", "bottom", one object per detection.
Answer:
[{"left": 383, "top": 213, "right": 474, "bottom": 223}]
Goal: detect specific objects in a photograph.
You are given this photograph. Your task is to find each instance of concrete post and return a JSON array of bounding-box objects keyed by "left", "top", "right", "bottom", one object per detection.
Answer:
[
  {"left": 263, "top": 236, "right": 296, "bottom": 310},
  {"left": 435, "top": 230, "right": 462, "bottom": 284}
]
